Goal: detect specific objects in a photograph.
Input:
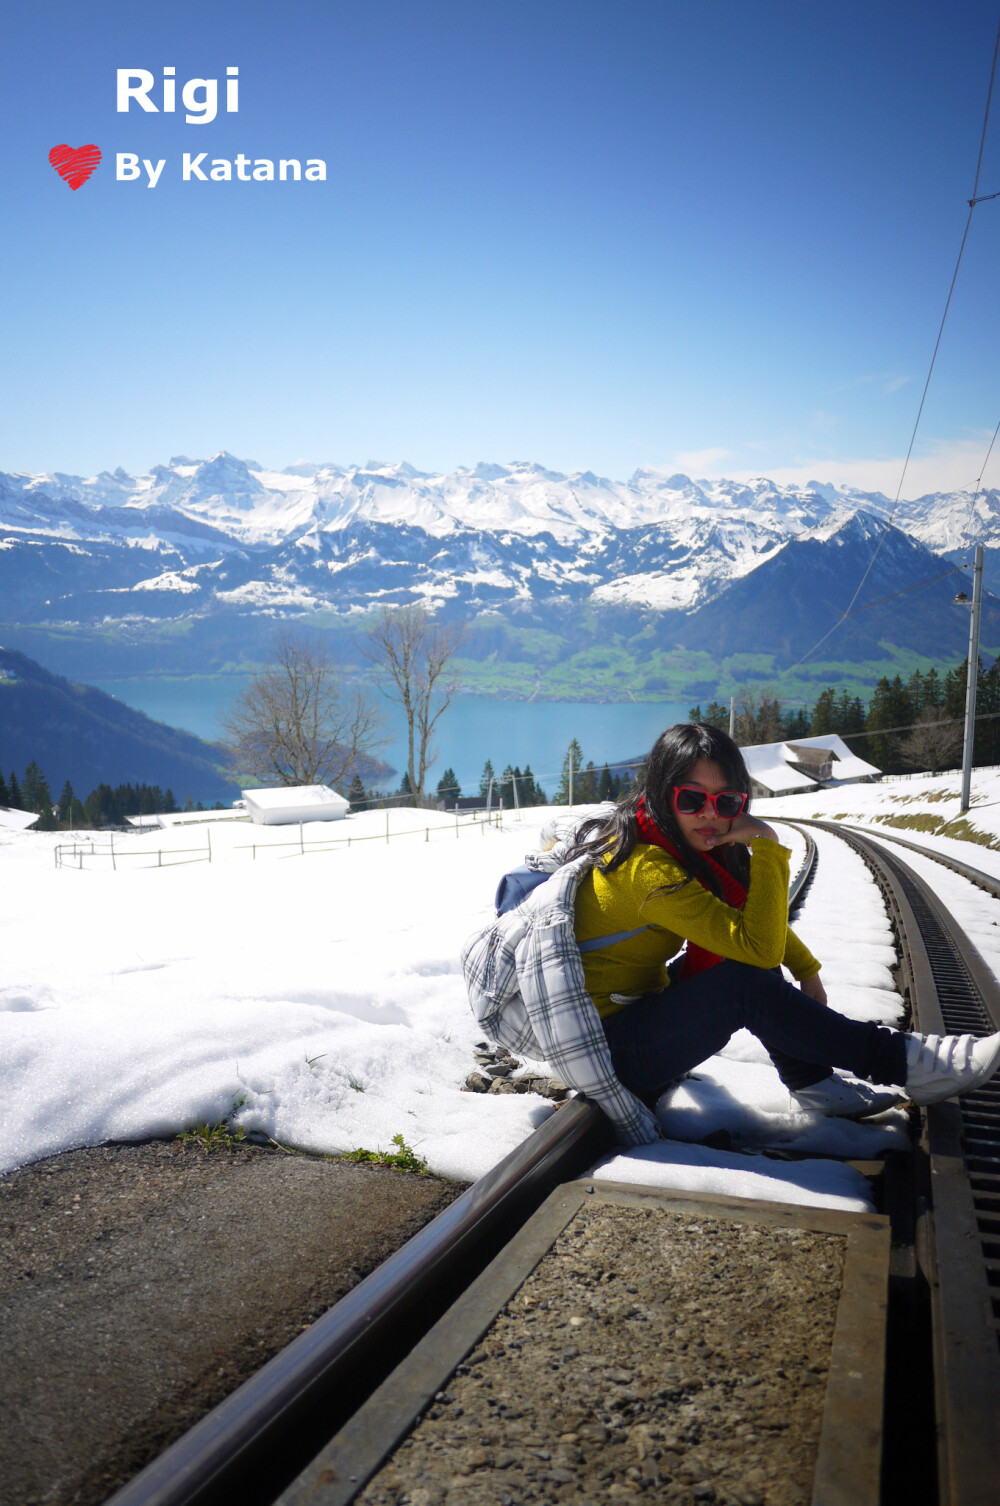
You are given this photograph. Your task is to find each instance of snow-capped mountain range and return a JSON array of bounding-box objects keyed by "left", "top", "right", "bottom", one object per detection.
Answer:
[{"left": 2, "top": 453, "right": 997, "bottom": 682}]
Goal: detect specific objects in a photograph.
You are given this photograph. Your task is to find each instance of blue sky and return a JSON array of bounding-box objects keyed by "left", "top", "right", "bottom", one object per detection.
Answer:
[{"left": 2, "top": 0, "right": 999, "bottom": 494}]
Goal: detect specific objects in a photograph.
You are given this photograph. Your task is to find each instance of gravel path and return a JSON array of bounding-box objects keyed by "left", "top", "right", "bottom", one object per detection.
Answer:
[
  {"left": 359, "top": 1202, "right": 845, "bottom": 1506},
  {"left": 0, "top": 1139, "right": 461, "bottom": 1506}
]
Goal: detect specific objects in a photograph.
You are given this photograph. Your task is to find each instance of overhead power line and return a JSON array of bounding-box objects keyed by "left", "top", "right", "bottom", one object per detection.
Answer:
[{"left": 787, "top": 13, "right": 1000, "bottom": 673}]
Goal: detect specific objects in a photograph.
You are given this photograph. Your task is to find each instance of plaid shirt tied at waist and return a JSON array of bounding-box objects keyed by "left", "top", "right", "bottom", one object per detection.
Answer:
[{"left": 459, "top": 852, "right": 660, "bottom": 1147}]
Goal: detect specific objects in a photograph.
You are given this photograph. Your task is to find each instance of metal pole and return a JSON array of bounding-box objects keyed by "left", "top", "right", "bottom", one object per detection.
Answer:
[
  {"left": 568, "top": 749, "right": 574, "bottom": 810},
  {"left": 729, "top": 696, "right": 735, "bottom": 737},
  {"left": 960, "top": 544, "right": 984, "bottom": 813}
]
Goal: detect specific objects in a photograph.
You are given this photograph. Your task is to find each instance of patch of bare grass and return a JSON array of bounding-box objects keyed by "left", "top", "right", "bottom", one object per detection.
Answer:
[{"left": 870, "top": 812, "right": 1000, "bottom": 850}]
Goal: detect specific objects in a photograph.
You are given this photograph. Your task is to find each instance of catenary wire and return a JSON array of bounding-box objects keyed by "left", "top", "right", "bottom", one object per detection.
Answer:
[{"left": 784, "top": 12, "right": 1000, "bottom": 673}]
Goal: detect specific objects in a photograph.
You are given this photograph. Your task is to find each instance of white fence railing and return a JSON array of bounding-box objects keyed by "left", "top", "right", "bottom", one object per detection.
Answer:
[
  {"left": 54, "top": 808, "right": 505, "bottom": 872},
  {"left": 879, "top": 763, "right": 1000, "bottom": 784}
]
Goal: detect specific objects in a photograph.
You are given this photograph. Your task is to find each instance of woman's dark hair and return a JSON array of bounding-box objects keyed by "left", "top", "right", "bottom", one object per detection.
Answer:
[{"left": 568, "top": 722, "right": 752, "bottom": 897}]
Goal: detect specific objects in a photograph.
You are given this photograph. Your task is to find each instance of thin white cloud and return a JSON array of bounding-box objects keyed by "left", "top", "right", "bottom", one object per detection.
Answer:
[
  {"left": 670, "top": 446, "right": 732, "bottom": 471},
  {"left": 830, "top": 372, "right": 912, "bottom": 397},
  {"left": 688, "top": 436, "right": 1000, "bottom": 499}
]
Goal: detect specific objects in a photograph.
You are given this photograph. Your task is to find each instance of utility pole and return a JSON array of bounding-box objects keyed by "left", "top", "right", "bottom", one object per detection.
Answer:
[
  {"left": 729, "top": 696, "right": 735, "bottom": 738},
  {"left": 960, "top": 544, "right": 984, "bottom": 814},
  {"left": 568, "top": 750, "right": 574, "bottom": 810}
]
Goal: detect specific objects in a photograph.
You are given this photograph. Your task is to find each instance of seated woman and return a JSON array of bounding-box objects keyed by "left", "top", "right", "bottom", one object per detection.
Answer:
[{"left": 464, "top": 723, "right": 1000, "bottom": 1142}]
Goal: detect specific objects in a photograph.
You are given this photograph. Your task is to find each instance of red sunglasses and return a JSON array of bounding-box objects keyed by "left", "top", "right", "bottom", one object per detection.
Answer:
[{"left": 672, "top": 785, "right": 747, "bottom": 819}]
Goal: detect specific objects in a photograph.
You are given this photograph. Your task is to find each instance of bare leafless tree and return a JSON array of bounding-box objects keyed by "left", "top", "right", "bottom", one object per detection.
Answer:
[
  {"left": 900, "top": 707, "right": 962, "bottom": 775},
  {"left": 363, "top": 604, "right": 466, "bottom": 801},
  {"left": 733, "top": 684, "right": 785, "bottom": 747},
  {"left": 221, "top": 629, "right": 386, "bottom": 789}
]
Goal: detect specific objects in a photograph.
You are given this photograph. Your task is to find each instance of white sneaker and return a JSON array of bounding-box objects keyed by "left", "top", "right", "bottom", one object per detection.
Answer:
[
  {"left": 905, "top": 1031, "right": 1000, "bottom": 1105},
  {"left": 792, "top": 1073, "right": 905, "bottom": 1120}
]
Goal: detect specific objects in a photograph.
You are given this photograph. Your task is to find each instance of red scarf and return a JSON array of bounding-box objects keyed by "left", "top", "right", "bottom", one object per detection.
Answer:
[{"left": 634, "top": 796, "right": 748, "bottom": 980}]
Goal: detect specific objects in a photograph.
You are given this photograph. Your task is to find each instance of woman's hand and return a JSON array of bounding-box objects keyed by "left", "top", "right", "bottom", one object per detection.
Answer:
[
  {"left": 704, "top": 812, "right": 780, "bottom": 848},
  {"left": 798, "top": 971, "right": 828, "bottom": 1007}
]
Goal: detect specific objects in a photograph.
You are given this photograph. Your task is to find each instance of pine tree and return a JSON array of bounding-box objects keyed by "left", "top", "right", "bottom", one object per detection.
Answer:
[
  {"left": 810, "top": 688, "right": 837, "bottom": 736},
  {"left": 164, "top": 788, "right": 177, "bottom": 814},
  {"left": 782, "top": 708, "right": 810, "bottom": 740},
  {"left": 0, "top": 769, "right": 9, "bottom": 805},
  {"left": 865, "top": 678, "right": 915, "bottom": 773},
  {"left": 398, "top": 770, "right": 413, "bottom": 802},
  {"left": 907, "top": 669, "right": 926, "bottom": 714},
  {"left": 556, "top": 740, "right": 584, "bottom": 804},
  {"left": 347, "top": 773, "right": 366, "bottom": 810},
  {"left": 8, "top": 770, "right": 23, "bottom": 807},
  {"left": 944, "top": 660, "right": 967, "bottom": 722},
  {"left": 579, "top": 759, "right": 598, "bottom": 802},
  {"left": 689, "top": 701, "right": 728, "bottom": 731},
  {"left": 521, "top": 763, "right": 543, "bottom": 807},
  {"left": 58, "top": 781, "right": 75, "bottom": 824},
  {"left": 479, "top": 759, "right": 496, "bottom": 798},
  {"left": 85, "top": 785, "right": 113, "bottom": 827},
  {"left": 974, "top": 658, "right": 1000, "bottom": 765},
  {"left": 436, "top": 767, "right": 460, "bottom": 801},
  {"left": 22, "top": 759, "right": 53, "bottom": 819}
]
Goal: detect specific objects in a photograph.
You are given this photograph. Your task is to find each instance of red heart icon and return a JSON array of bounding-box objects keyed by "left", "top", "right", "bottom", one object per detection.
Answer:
[{"left": 49, "top": 144, "right": 101, "bottom": 191}]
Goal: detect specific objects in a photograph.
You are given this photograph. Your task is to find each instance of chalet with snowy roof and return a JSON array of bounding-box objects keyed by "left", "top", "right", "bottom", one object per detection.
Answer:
[
  {"left": 742, "top": 734, "right": 880, "bottom": 798},
  {"left": 0, "top": 806, "right": 39, "bottom": 831},
  {"left": 241, "top": 784, "right": 349, "bottom": 825}
]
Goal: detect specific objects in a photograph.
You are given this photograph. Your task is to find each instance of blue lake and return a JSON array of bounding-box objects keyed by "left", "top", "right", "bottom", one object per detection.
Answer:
[{"left": 92, "top": 675, "right": 691, "bottom": 795}]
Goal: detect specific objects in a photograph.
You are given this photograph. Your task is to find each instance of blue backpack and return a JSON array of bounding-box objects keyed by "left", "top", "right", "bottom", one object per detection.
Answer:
[{"left": 494, "top": 863, "right": 649, "bottom": 952}]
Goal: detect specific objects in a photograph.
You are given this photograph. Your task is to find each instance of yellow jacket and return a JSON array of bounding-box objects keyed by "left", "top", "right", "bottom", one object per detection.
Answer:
[{"left": 574, "top": 837, "right": 820, "bottom": 1018}]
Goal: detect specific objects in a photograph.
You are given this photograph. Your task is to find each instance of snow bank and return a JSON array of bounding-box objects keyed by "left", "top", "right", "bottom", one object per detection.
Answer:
[{"left": 0, "top": 794, "right": 932, "bottom": 1211}]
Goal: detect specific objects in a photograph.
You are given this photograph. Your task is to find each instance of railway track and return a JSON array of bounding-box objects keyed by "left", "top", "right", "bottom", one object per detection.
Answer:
[
  {"left": 102, "top": 820, "right": 1000, "bottom": 1506},
  {"left": 782, "top": 818, "right": 1000, "bottom": 1506},
  {"left": 789, "top": 815, "right": 1000, "bottom": 901}
]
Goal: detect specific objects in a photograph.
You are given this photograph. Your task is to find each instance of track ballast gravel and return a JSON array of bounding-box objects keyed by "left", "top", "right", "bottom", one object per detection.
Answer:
[
  {"left": 359, "top": 1202, "right": 845, "bottom": 1506},
  {"left": 0, "top": 1139, "right": 461, "bottom": 1506}
]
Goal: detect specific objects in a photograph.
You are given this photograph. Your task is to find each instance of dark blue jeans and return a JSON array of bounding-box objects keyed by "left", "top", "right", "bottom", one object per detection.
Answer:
[{"left": 601, "top": 959, "right": 908, "bottom": 1096}]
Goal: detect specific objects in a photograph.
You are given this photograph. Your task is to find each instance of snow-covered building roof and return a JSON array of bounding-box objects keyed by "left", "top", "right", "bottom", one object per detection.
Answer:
[
  {"left": 0, "top": 805, "right": 39, "bottom": 831},
  {"left": 127, "top": 808, "right": 250, "bottom": 829},
  {"left": 241, "top": 784, "right": 349, "bottom": 825},
  {"left": 743, "top": 734, "right": 879, "bottom": 797}
]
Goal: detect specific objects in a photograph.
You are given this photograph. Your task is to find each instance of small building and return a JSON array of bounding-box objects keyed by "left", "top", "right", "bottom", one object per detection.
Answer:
[
  {"left": 742, "top": 734, "right": 880, "bottom": 799},
  {"left": 0, "top": 805, "right": 39, "bottom": 831},
  {"left": 240, "top": 784, "right": 350, "bottom": 825}
]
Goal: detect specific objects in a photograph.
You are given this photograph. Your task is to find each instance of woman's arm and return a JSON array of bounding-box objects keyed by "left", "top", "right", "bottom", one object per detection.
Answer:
[
  {"left": 636, "top": 841, "right": 792, "bottom": 969},
  {"left": 798, "top": 971, "right": 828, "bottom": 1005},
  {"left": 703, "top": 812, "right": 780, "bottom": 849}
]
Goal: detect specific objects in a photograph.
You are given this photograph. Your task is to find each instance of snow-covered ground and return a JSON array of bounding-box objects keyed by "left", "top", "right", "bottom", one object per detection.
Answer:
[{"left": 4, "top": 771, "right": 999, "bottom": 1215}]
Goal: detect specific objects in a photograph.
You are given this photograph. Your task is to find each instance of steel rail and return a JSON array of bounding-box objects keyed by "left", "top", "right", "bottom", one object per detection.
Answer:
[
  {"left": 103, "top": 1098, "right": 613, "bottom": 1506},
  {"left": 787, "top": 818, "right": 1000, "bottom": 1505},
  {"left": 785, "top": 823, "right": 817, "bottom": 914},
  {"left": 787, "top": 815, "right": 1000, "bottom": 902}
]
